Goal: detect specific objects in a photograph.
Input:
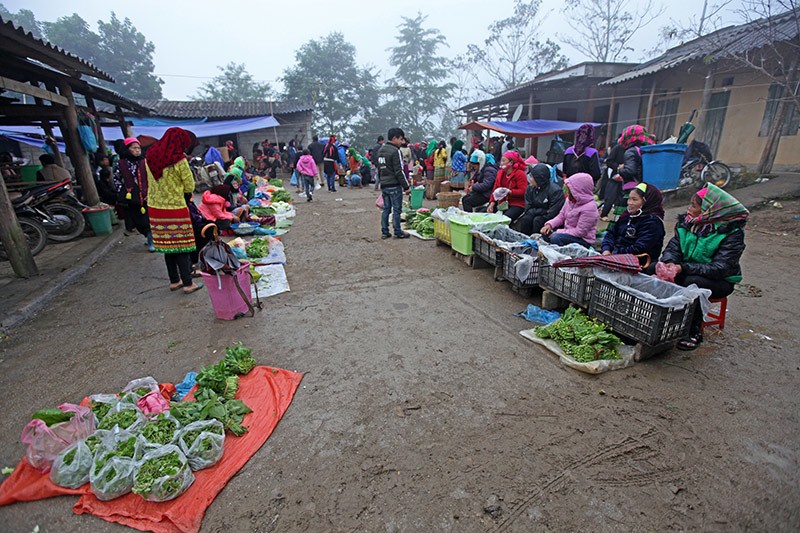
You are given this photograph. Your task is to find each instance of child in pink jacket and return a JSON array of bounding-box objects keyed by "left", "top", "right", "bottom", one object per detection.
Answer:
[
  {"left": 295, "top": 149, "right": 318, "bottom": 202},
  {"left": 541, "top": 172, "right": 598, "bottom": 248}
]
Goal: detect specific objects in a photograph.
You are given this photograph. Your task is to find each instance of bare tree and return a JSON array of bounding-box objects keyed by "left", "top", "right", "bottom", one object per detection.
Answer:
[
  {"left": 646, "top": 0, "right": 734, "bottom": 58},
  {"left": 562, "top": 0, "right": 665, "bottom": 62},
  {"left": 467, "top": 0, "right": 568, "bottom": 94}
]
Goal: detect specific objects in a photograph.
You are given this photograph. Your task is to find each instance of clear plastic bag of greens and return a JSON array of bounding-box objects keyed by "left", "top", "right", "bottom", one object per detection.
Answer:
[
  {"left": 132, "top": 445, "right": 194, "bottom": 502},
  {"left": 89, "top": 431, "right": 144, "bottom": 500},
  {"left": 139, "top": 412, "right": 182, "bottom": 447},
  {"left": 177, "top": 419, "right": 225, "bottom": 471},
  {"left": 49, "top": 439, "right": 93, "bottom": 488},
  {"left": 120, "top": 376, "right": 159, "bottom": 404},
  {"left": 96, "top": 402, "right": 146, "bottom": 433},
  {"left": 88, "top": 394, "right": 119, "bottom": 424}
]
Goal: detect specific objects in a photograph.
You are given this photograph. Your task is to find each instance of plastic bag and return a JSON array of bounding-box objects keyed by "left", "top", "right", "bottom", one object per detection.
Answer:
[
  {"left": 177, "top": 419, "right": 225, "bottom": 471},
  {"left": 90, "top": 431, "right": 144, "bottom": 501},
  {"left": 120, "top": 376, "right": 159, "bottom": 404},
  {"left": 654, "top": 261, "right": 680, "bottom": 283},
  {"left": 375, "top": 194, "right": 384, "bottom": 209},
  {"left": 139, "top": 412, "right": 182, "bottom": 446},
  {"left": 515, "top": 305, "right": 561, "bottom": 325},
  {"left": 520, "top": 328, "right": 636, "bottom": 374},
  {"left": 137, "top": 391, "right": 170, "bottom": 417},
  {"left": 96, "top": 402, "right": 146, "bottom": 433},
  {"left": 88, "top": 394, "right": 120, "bottom": 424},
  {"left": 132, "top": 445, "right": 194, "bottom": 502},
  {"left": 289, "top": 171, "right": 298, "bottom": 186},
  {"left": 260, "top": 237, "right": 286, "bottom": 265},
  {"left": 49, "top": 438, "right": 93, "bottom": 488},
  {"left": 20, "top": 403, "right": 96, "bottom": 472},
  {"left": 173, "top": 371, "right": 197, "bottom": 401}
]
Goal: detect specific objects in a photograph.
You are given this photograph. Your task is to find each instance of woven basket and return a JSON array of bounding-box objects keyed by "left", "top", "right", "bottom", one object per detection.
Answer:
[
  {"left": 425, "top": 178, "right": 445, "bottom": 200},
  {"left": 437, "top": 192, "right": 461, "bottom": 209}
]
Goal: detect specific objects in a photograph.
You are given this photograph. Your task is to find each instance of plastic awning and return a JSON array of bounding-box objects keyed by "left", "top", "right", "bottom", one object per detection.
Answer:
[
  {"left": 0, "top": 130, "right": 66, "bottom": 152},
  {"left": 460, "top": 119, "right": 602, "bottom": 138},
  {"left": 0, "top": 116, "right": 280, "bottom": 143}
]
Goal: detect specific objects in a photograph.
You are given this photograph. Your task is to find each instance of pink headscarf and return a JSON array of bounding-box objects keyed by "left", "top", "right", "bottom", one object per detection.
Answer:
[
  {"left": 503, "top": 151, "right": 526, "bottom": 172},
  {"left": 123, "top": 137, "right": 139, "bottom": 146}
]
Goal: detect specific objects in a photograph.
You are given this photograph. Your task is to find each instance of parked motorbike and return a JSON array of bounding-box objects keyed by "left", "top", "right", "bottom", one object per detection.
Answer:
[
  {"left": 679, "top": 140, "right": 732, "bottom": 189},
  {"left": 12, "top": 178, "right": 86, "bottom": 241},
  {"left": 0, "top": 203, "right": 48, "bottom": 260}
]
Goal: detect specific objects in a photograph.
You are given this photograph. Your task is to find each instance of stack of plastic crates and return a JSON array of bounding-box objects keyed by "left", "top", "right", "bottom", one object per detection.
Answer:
[{"left": 537, "top": 244, "right": 598, "bottom": 307}]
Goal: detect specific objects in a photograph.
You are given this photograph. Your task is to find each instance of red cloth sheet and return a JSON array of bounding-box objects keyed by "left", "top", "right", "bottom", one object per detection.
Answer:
[{"left": 0, "top": 366, "right": 303, "bottom": 533}]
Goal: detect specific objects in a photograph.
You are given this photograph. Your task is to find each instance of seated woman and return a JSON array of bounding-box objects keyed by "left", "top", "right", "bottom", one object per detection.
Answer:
[
  {"left": 657, "top": 184, "right": 748, "bottom": 351},
  {"left": 518, "top": 163, "right": 564, "bottom": 236},
  {"left": 487, "top": 151, "right": 527, "bottom": 221},
  {"left": 540, "top": 172, "right": 598, "bottom": 248},
  {"left": 600, "top": 182, "right": 666, "bottom": 262},
  {"left": 198, "top": 184, "right": 247, "bottom": 230},
  {"left": 462, "top": 150, "right": 497, "bottom": 212}
]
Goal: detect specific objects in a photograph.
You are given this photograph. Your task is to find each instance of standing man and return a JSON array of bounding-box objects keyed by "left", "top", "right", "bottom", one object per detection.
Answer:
[
  {"left": 322, "top": 135, "right": 339, "bottom": 192},
  {"left": 370, "top": 135, "right": 384, "bottom": 189},
  {"left": 377, "top": 128, "right": 410, "bottom": 239},
  {"left": 308, "top": 135, "right": 325, "bottom": 189}
]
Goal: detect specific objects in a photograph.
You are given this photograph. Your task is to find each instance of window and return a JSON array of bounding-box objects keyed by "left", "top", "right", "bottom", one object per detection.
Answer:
[
  {"left": 759, "top": 84, "right": 800, "bottom": 137},
  {"left": 653, "top": 98, "right": 680, "bottom": 142}
]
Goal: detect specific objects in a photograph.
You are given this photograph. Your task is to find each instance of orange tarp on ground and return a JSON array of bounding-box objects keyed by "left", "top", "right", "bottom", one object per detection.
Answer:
[{"left": 0, "top": 366, "right": 303, "bottom": 533}]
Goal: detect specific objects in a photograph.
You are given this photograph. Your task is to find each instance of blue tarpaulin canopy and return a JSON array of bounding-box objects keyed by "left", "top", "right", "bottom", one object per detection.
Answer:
[
  {"left": 0, "top": 130, "right": 66, "bottom": 152},
  {"left": 460, "top": 119, "right": 602, "bottom": 138},
  {"left": 0, "top": 115, "right": 280, "bottom": 143}
]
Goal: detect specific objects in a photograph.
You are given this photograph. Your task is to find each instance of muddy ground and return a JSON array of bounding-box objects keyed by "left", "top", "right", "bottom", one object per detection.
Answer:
[{"left": 0, "top": 187, "right": 798, "bottom": 532}]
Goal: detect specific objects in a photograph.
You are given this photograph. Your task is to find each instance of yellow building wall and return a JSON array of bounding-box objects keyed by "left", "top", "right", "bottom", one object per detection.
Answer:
[{"left": 644, "top": 68, "right": 800, "bottom": 170}]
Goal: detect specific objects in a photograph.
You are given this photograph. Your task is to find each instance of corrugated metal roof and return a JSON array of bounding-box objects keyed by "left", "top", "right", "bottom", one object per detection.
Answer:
[
  {"left": 0, "top": 16, "right": 114, "bottom": 82},
  {"left": 602, "top": 8, "right": 800, "bottom": 85},
  {"left": 136, "top": 100, "right": 314, "bottom": 118}
]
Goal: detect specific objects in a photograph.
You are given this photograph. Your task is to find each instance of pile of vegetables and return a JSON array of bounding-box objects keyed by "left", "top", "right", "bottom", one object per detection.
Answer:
[
  {"left": 535, "top": 307, "right": 621, "bottom": 362},
  {"left": 251, "top": 206, "right": 276, "bottom": 216},
  {"left": 408, "top": 209, "right": 434, "bottom": 237},
  {"left": 140, "top": 414, "right": 180, "bottom": 445},
  {"left": 131, "top": 446, "right": 193, "bottom": 501},
  {"left": 268, "top": 179, "right": 283, "bottom": 187},
  {"left": 98, "top": 406, "right": 140, "bottom": 431},
  {"left": 246, "top": 237, "right": 269, "bottom": 259},
  {"left": 269, "top": 190, "right": 292, "bottom": 203}
]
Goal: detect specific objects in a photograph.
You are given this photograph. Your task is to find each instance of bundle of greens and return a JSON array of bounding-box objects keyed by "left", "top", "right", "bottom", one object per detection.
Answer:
[
  {"left": 223, "top": 343, "right": 257, "bottom": 375},
  {"left": 140, "top": 414, "right": 180, "bottom": 446},
  {"left": 170, "top": 388, "right": 252, "bottom": 437},
  {"left": 535, "top": 307, "right": 621, "bottom": 362},
  {"left": 97, "top": 406, "right": 141, "bottom": 431},
  {"left": 409, "top": 210, "right": 434, "bottom": 237},
  {"left": 196, "top": 361, "right": 239, "bottom": 401},
  {"left": 50, "top": 439, "right": 93, "bottom": 488},
  {"left": 268, "top": 179, "right": 283, "bottom": 187},
  {"left": 269, "top": 190, "right": 292, "bottom": 203},
  {"left": 177, "top": 419, "right": 226, "bottom": 470},
  {"left": 246, "top": 237, "right": 269, "bottom": 259},
  {"left": 31, "top": 408, "right": 74, "bottom": 427},
  {"left": 89, "top": 433, "right": 140, "bottom": 500},
  {"left": 132, "top": 446, "right": 193, "bottom": 502},
  {"left": 251, "top": 206, "right": 276, "bottom": 216},
  {"left": 88, "top": 395, "right": 118, "bottom": 422}
]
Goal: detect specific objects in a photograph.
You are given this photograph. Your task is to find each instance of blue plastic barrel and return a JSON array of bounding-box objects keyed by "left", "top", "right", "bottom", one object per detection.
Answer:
[{"left": 640, "top": 143, "right": 687, "bottom": 190}]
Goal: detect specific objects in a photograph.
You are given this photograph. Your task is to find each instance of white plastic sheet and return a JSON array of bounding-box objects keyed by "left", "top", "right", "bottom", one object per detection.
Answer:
[
  {"left": 594, "top": 270, "right": 712, "bottom": 316},
  {"left": 520, "top": 328, "right": 636, "bottom": 374},
  {"left": 251, "top": 264, "right": 290, "bottom": 298}
]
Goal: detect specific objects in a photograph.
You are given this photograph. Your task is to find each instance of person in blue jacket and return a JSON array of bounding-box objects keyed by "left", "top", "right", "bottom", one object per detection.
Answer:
[{"left": 600, "top": 182, "right": 666, "bottom": 263}]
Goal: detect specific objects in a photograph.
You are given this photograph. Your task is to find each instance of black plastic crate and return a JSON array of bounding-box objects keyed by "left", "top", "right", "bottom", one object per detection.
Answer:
[
  {"left": 538, "top": 264, "right": 595, "bottom": 306},
  {"left": 472, "top": 233, "right": 502, "bottom": 266},
  {"left": 587, "top": 278, "right": 697, "bottom": 345},
  {"left": 502, "top": 253, "right": 539, "bottom": 289}
]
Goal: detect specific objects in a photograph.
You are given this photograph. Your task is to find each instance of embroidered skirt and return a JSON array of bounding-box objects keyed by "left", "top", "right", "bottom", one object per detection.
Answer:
[
  {"left": 149, "top": 206, "right": 196, "bottom": 254},
  {"left": 433, "top": 166, "right": 446, "bottom": 179}
]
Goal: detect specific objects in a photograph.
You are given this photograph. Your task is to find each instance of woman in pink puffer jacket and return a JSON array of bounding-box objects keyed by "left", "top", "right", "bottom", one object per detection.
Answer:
[{"left": 541, "top": 172, "right": 599, "bottom": 248}]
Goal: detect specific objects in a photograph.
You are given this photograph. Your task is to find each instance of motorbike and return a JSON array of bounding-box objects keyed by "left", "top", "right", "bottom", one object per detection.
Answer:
[
  {"left": 0, "top": 203, "right": 48, "bottom": 260},
  {"left": 678, "top": 140, "right": 732, "bottom": 190},
  {"left": 11, "top": 178, "right": 87, "bottom": 241}
]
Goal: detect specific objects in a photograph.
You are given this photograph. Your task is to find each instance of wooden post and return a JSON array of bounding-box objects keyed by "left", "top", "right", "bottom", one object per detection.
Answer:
[
  {"left": 607, "top": 87, "right": 617, "bottom": 147},
  {"left": 694, "top": 67, "right": 715, "bottom": 143},
  {"left": 645, "top": 79, "right": 657, "bottom": 130},
  {"left": 58, "top": 81, "right": 99, "bottom": 206},
  {"left": 269, "top": 100, "right": 279, "bottom": 146},
  {"left": 757, "top": 55, "right": 799, "bottom": 175},
  {"left": 525, "top": 92, "right": 534, "bottom": 157},
  {"left": 0, "top": 177, "right": 38, "bottom": 278},
  {"left": 116, "top": 106, "right": 133, "bottom": 138},
  {"left": 84, "top": 96, "right": 107, "bottom": 155}
]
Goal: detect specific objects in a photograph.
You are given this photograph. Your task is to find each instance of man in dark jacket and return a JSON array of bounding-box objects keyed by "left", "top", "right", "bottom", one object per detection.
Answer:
[
  {"left": 462, "top": 152, "right": 497, "bottom": 212},
  {"left": 518, "top": 163, "right": 565, "bottom": 235},
  {"left": 370, "top": 135, "right": 384, "bottom": 188},
  {"left": 378, "top": 128, "right": 410, "bottom": 239},
  {"left": 308, "top": 135, "right": 325, "bottom": 189}
]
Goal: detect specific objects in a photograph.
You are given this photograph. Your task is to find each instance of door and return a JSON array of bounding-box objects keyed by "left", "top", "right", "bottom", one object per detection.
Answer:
[{"left": 704, "top": 91, "right": 730, "bottom": 157}]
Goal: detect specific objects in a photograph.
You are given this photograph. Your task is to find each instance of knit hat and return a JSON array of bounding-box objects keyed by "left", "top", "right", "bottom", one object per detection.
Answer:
[{"left": 123, "top": 137, "right": 139, "bottom": 146}]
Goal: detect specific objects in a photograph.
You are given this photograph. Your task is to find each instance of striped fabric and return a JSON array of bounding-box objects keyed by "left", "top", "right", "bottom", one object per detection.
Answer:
[{"left": 149, "top": 206, "right": 196, "bottom": 254}]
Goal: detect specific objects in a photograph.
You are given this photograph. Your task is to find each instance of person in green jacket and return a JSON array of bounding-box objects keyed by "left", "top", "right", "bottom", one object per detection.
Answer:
[{"left": 658, "top": 184, "right": 748, "bottom": 350}]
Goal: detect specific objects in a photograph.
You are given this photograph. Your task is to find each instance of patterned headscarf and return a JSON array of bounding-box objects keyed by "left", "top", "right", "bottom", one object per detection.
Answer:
[
  {"left": 146, "top": 127, "right": 196, "bottom": 180},
  {"left": 633, "top": 182, "right": 665, "bottom": 219},
  {"left": 695, "top": 184, "right": 749, "bottom": 226},
  {"left": 618, "top": 125, "right": 656, "bottom": 149},
  {"left": 573, "top": 124, "right": 595, "bottom": 156}
]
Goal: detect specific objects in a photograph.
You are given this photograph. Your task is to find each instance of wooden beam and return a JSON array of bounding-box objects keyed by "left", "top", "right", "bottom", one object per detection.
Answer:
[
  {"left": 84, "top": 96, "right": 107, "bottom": 154},
  {"left": 0, "top": 176, "right": 38, "bottom": 278},
  {"left": 0, "top": 104, "right": 63, "bottom": 118},
  {"left": 58, "top": 81, "right": 99, "bottom": 206},
  {"left": 115, "top": 106, "right": 133, "bottom": 138},
  {"left": 0, "top": 76, "right": 68, "bottom": 105}
]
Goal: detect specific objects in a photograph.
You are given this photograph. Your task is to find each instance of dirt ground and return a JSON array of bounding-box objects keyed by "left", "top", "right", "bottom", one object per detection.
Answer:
[{"left": 0, "top": 186, "right": 798, "bottom": 532}]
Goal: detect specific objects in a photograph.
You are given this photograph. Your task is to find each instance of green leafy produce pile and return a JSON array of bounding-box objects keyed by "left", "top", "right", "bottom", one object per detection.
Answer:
[
  {"left": 409, "top": 210, "right": 434, "bottom": 237},
  {"left": 90, "top": 401, "right": 113, "bottom": 421},
  {"left": 93, "top": 436, "right": 137, "bottom": 474},
  {"left": 246, "top": 237, "right": 269, "bottom": 258},
  {"left": 98, "top": 408, "right": 139, "bottom": 430},
  {"left": 85, "top": 434, "right": 103, "bottom": 456},
  {"left": 250, "top": 206, "right": 276, "bottom": 216},
  {"left": 63, "top": 448, "right": 77, "bottom": 466},
  {"left": 224, "top": 343, "right": 257, "bottom": 375},
  {"left": 183, "top": 424, "right": 224, "bottom": 451},
  {"left": 132, "top": 451, "right": 183, "bottom": 496},
  {"left": 535, "top": 307, "right": 621, "bottom": 362},
  {"left": 269, "top": 190, "right": 292, "bottom": 203},
  {"left": 141, "top": 415, "right": 178, "bottom": 445},
  {"left": 268, "top": 179, "right": 283, "bottom": 187},
  {"left": 31, "top": 408, "right": 74, "bottom": 427}
]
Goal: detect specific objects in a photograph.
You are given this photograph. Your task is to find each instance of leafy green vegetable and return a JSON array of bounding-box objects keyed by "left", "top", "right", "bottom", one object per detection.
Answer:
[
  {"left": 196, "top": 360, "right": 230, "bottom": 396},
  {"left": 223, "top": 342, "right": 257, "bottom": 375},
  {"left": 63, "top": 448, "right": 76, "bottom": 466},
  {"left": 31, "top": 408, "right": 74, "bottom": 427},
  {"left": 251, "top": 206, "right": 276, "bottom": 216},
  {"left": 170, "top": 389, "right": 252, "bottom": 436},
  {"left": 268, "top": 179, "right": 283, "bottom": 187},
  {"left": 93, "top": 436, "right": 137, "bottom": 474},
  {"left": 132, "top": 451, "right": 182, "bottom": 496},
  {"left": 98, "top": 408, "right": 138, "bottom": 430},
  {"left": 134, "top": 387, "right": 151, "bottom": 396},
  {"left": 269, "top": 190, "right": 292, "bottom": 203},
  {"left": 141, "top": 416, "right": 178, "bottom": 445},
  {"left": 535, "top": 307, "right": 621, "bottom": 362},
  {"left": 246, "top": 237, "right": 269, "bottom": 258},
  {"left": 85, "top": 434, "right": 103, "bottom": 456},
  {"left": 90, "top": 401, "right": 113, "bottom": 421},
  {"left": 408, "top": 210, "right": 435, "bottom": 237}
]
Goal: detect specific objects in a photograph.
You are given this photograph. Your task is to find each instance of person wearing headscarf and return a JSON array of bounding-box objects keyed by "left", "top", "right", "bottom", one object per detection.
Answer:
[
  {"left": 322, "top": 135, "right": 339, "bottom": 192},
  {"left": 600, "top": 125, "right": 657, "bottom": 221},
  {"left": 449, "top": 144, "right": 468, "bottom": 190},
  {"left": 487, "top": 151, "right": 528, "bottom": 221},
  {"left": 519, "top": 163, "right": 565, "bottom": 236},
  {"left": 563, "top": 124, "right": 601, "bottom": 182},
  {"left": 231, "top": 156, "right": 251, "bottom": 196},
  {"left": 114, "top": 137, "right": 154, "bottom": 249},
  {"left": 198, "top": 184, "right": 236, "bottom": 230},
  {"left": 656, "top": 184, "right": 748, "bottom": 350},
  {"left": 145, "top": 127, "right": 203, "bottom": 294},
  {"left": 462, "top": 149, "right": 497, "bottom": 212},
  {"left": 541, "top": 172, "right": 599, "bottom": 248},
  {"left": 433, "top": 141, "right": 448, "bottom": 179},
  {"left": 601, "top": 182, "right": 665, "bottom": 262}
]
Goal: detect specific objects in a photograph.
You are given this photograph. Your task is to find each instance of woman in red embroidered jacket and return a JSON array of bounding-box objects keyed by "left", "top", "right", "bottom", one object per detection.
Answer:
[{"left": 487, "top": 151, "right": 528, "bottom": 221}]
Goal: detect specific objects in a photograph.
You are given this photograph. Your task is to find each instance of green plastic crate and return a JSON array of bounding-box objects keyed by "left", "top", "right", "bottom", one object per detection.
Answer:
[{"left": 449, "top": 213, "right": 511, "bottom": 255}]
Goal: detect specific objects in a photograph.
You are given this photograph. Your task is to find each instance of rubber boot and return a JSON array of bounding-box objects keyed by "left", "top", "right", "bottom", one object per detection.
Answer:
[{"left": 146, "top": 232, "right": 155, "bottom": 253}]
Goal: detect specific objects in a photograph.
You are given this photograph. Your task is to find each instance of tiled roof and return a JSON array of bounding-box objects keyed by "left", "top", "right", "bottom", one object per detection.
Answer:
[
  {"left": 0, "top": 16, "right": 114, "bottom": 82},
  {"left": 602, "top": 8, "right": 800, "bottom": 85},
  {"left": 137, "top": 100, "right": 314, "bottom": 118}
]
